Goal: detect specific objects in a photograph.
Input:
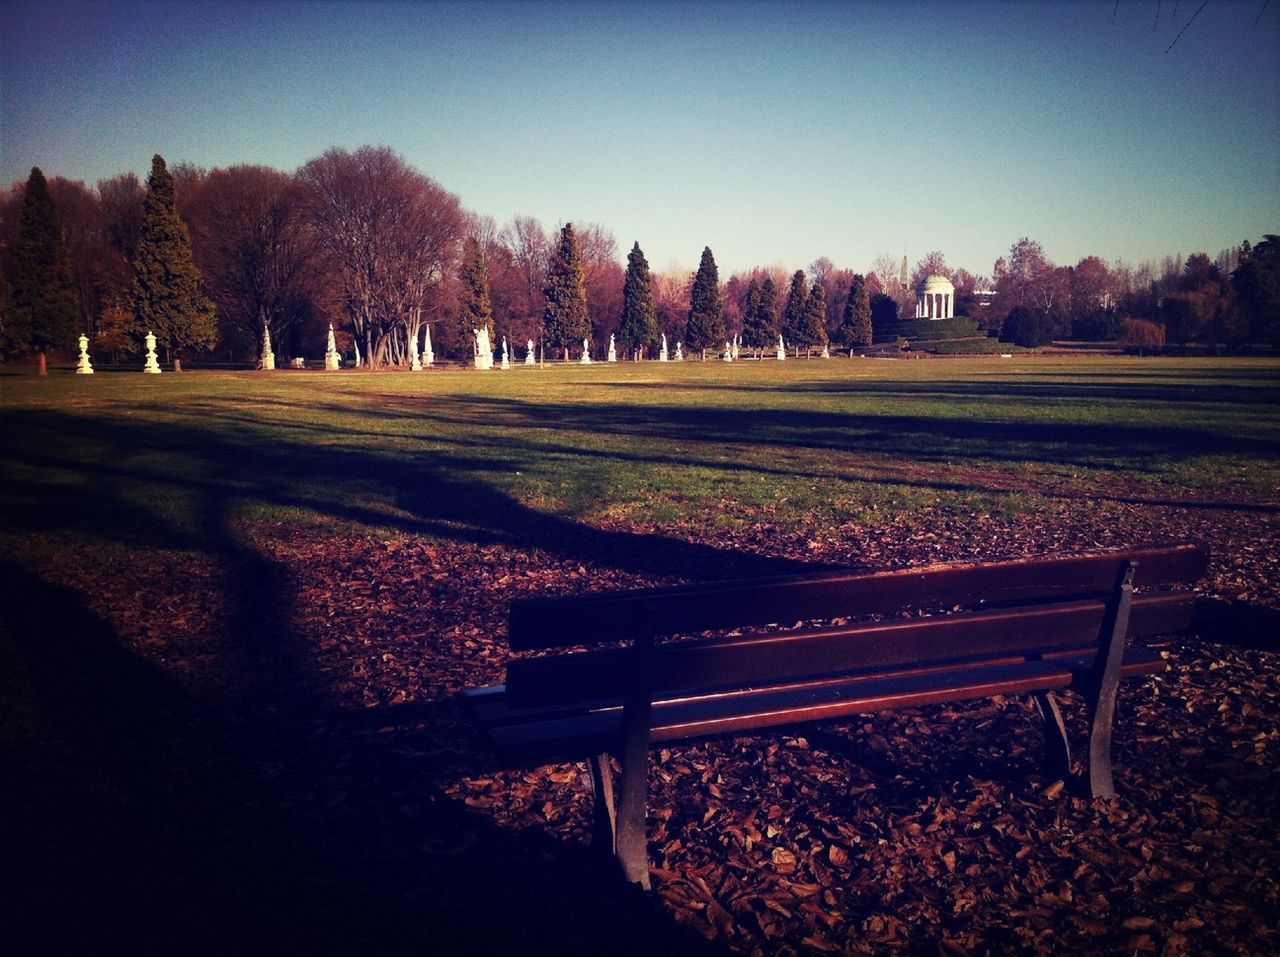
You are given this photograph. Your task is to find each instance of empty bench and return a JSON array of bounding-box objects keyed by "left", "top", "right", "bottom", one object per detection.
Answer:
[{"left": 464, "top": 542, "right": 1208, "bottom": 888}]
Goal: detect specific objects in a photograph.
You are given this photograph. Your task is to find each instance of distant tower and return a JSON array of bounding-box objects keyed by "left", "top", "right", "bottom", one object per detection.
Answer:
[{"left": 899, "top": 255, "right": 909, "bottom": 288}]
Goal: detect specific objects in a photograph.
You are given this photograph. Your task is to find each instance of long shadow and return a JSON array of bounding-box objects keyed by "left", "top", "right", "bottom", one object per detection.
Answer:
[
  {"left": 593, "top": 370, "right": 1280, "bottom": 408},
  {"left": 1, "top": 402, "right": 824, "bottom": 954},
  {"left": 346, "top": 392, "right": 1280, "bottom": 473}
]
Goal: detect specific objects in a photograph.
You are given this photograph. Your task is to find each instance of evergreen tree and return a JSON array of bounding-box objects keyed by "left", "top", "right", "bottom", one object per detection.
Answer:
[
  {"left": 616, "top": 241, "right": 660, "bottom": 359},
  {"left": 870, "top": 292, "right": 899, "bottom": 329},
  {"left": 739, "top": 279, "right": 762, "bottom": 353},
  {"left": 542, "top": 223, "right": 591, "bottom": 360},
  {"left": 836, "top": 273, "right": 873, "bottom": 353},
  {"left": 132, "top": 155, "right": 216, "bottom": 365},
  {"left": 800, "top": 281, "right": 828, "bottom": 356},
  {"left": 684, "top": 246, "right": 724, "bottom": 360},
  {"left": 756, "top": 276, "right": 779, "bottom": 351},
  {"left": 8, "top": 167, "right": 80, "bottom": 367},
  {"left": 1233, "top": 234, "right": 1280, "bottom": 344},
  {"left": 457, "top": 235, "right": 494, "bottom": 344},
  {"left": 781, "top": 269, "right": 808, "bottom": 355}
]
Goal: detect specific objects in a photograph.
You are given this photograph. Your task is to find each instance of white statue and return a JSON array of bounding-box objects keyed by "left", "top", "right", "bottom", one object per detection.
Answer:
[
  {"left": 75, "top": 334, "right": 94, "bottom": 374},
  {"left": 580, "top": 337, "right": 592, "bottom": 364},
  {"left": 776, "top": 335, "right": 786, "bottom": 361},
  {"left": 423, "top": 324, "right": 434, "bottom": 367},
  {"left": 525, "top": 338, "right": 536, "bottom": 365},
  {"left": 732, "top": 335, "right": 741, "bottom": 360},
  {"left": 659, "top": 333, "right": 668, "bottom": 362},
  {"left": 821, "top": 343, "right": 830, "bottom": 359},
  {"left": 607, "top": 334, "right": 617, "bottom": 363},
  {"left": 501, "top": 336, "right": 511, "bottom": 370},
  {"left": 474, "top": 327, "right": 493, "bottom": 369},
  {"left": 722, "top": 340, "right": 733, "bottom": 362},
  {"left": 143, "top": 330, "right": 162, "bottom": 374},
  {"left": 409, "top": 331, "right": 422, "bottom": 371},
  {"left": 260, "top": 322, "right": 275, "bottom": 370},
  {"left": 324, "top": 323, "right": 340, "bottom": 370},
  {"left": 674, "top": 341, "right": 683, "bottom": 361}
]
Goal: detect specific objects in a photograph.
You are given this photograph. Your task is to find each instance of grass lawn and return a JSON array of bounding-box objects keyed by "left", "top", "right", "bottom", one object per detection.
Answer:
[
  {"left": 3, "top": 355, "right": 1277, "bottom": 552},
  {"left": 2, "top": 355, "right": 1278, "bottom": 956}
]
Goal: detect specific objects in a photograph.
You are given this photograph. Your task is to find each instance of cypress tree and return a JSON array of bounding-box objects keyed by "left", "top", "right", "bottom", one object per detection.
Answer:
[
  {"left": 684, "top": 246, "right": 724, "bottom": 360},
  {"left": 132, "top": 155, "right": 216, "bottom": 365},
  {"left": 757, "top": 276, "right": 779, "bottom": 351},
  {"left": 801, "top": 281, "right": 828, "bottom": 356},
  {"left": 781, "top": 269, "right": 808, "bottom": 355},
  {"left": 9, "top": 167, "right": 80, "bottom": 369},
  {"left": 616, "top": 241, "right": 660, "bottom": 360},
  {"left": 836, "top": 273, "right": 873, "bottom": 353},
  {"left": 739, "top": 279, "right": 762, "bottom": 353},
  {"left": 542, "top": 222, "right": 591, "bottom": 360},
  {"left": 458, "top": 235, "right": 494, "bottom": 343}
]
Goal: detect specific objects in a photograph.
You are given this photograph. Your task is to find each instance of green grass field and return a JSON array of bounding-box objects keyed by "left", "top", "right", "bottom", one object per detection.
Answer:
[{"left": 3, "top": 355, "right": 1277, "bottom": 562}]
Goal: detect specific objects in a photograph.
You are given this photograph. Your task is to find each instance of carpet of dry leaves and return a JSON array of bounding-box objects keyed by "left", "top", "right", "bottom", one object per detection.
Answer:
[{"left": 4, "top": 496, "right": 1277, "bottom": 956}]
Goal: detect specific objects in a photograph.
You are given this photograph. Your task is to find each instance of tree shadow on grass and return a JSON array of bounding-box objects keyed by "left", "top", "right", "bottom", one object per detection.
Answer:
[{"left": 1, "top": 404, "right": 812, "bottom": 955}]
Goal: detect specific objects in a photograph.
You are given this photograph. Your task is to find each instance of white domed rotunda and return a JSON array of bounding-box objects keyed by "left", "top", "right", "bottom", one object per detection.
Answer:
[{"left": 914, "top": 274, "right": 955, "bottom": 320}]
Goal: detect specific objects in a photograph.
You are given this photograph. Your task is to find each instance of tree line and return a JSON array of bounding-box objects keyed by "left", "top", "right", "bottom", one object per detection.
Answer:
[{"left": 2, "top": 146, "right": 1276, "bottom": 368}]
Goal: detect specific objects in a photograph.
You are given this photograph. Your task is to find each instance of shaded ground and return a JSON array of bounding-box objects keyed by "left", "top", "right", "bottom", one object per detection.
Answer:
[{"left": 3, "top": 501, "right": 1277, "bottom": 956}]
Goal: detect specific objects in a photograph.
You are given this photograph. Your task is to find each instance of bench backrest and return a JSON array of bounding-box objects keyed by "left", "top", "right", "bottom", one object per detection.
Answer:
[{"left": 504, "top": 543, "right": 1207, "bottom": 708}]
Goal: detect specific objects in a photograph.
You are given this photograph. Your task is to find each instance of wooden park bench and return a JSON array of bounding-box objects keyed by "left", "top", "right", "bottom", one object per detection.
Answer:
[{"left": 463, "top": 542, "right": 1208, "bottom": 888}]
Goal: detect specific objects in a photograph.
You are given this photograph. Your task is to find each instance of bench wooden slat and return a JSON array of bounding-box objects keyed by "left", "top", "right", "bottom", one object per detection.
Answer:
[
  {"left": 468, "top": 645, "right": 1166, "bottom": 737},
  {"left": 508, "top": 543, "right": 1208, "bottom": 650},
  {"left": 485, "top": 659, "right": 1075, "bottom": 758},
  {"left": 504, "top": 591, "right": 1195, "bottom": 708}
]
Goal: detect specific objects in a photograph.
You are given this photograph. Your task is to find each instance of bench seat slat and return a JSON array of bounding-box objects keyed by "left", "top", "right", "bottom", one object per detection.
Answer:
[
  {"left": 484, "top": 659, "right": 1076, "bottom": 759},
  {"left": 468, "top": 644, "right": 1165, "bottom": 737},
  {"left": 508, "top": 543, "right": 1208, "bottom": 650},
  {"left": 504, "top": 592, "right": 1194, "bottom": 708}
]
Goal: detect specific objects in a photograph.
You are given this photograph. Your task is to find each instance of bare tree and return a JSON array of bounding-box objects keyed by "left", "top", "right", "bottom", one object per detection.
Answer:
[
  {"left": 297, "top": 146, "right": 463, "bottom": 367},
  {"left": 186, "top": 165, "right": 322, "bottom": 360}
]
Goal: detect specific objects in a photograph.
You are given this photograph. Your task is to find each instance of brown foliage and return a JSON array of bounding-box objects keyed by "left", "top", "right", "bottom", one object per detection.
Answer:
[{"left": 5, "top": 496, "right": 1277, "bottom": 955}]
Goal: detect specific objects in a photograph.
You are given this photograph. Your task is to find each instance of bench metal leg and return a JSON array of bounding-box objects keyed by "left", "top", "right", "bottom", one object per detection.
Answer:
[
  {"left": 1033, "top": 690, "right": 1071, "bottom": 779},
  {"left": 615, "top": 636, "right": 654, "bottom": 889},
  {"left": 586, "top": 753, "right": 616, "bottom": 854},
  {"left": 1086, "top": 561, "right": 1137, "bottom": 799}
]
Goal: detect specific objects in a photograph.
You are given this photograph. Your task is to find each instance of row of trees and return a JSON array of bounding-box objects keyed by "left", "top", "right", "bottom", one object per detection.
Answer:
[{"left": 2, "top": 145, "right": 1277, "bottom": 367}]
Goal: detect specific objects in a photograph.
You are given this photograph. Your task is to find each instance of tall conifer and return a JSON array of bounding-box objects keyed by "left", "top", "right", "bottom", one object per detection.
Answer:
[
  {"left": 836, "top": 273, "right": 873, "bottom": 353},
  {"left": 801, "top": 281, "right": 829, "bottom": 356},
  {"left": 132, "top": 155, "right": 216, "bottom": 364},
  {"left": 684, "top": 246, "right": 724, "bottom": 360},
  {"left": 781, "top": 269, "right": 808, "bottom": 355},
  {"left": 457, "top": 236, "right": 494, "bottom": 343},
  {"left": 542, "top": 222, "right": 591, "bottom": 359},
  {"left": 739, "top": 279, "right": 762, "bottom": 352},
  {"left": 617, "top": 241, "right": 659, "bottom": 359},
  {"left": 9, "top": 167, "right": 80, "bottom": 368}
]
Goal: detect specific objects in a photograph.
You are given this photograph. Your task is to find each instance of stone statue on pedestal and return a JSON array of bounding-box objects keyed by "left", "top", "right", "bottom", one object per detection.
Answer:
[
  {"left": 143, "top": 331, "right": 162, "bottom": 374},
  {"left": 260, "top": 323, "right": 275, "bottom": 370},
  {"left": 324, "top": 323, "right": 340, "bottom": 370},
  {"left": 75, "top": 334, "right": 94, "bottom": 374}
]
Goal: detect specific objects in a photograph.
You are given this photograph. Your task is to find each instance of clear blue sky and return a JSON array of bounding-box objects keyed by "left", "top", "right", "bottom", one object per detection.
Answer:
[{"left": 2, "top": 0, "right": 1277, "bottom": 277}]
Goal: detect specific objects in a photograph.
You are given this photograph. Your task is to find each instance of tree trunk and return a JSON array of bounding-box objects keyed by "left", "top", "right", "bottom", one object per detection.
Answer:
[{"left": 38, "top": 351, "right": 47, "bottom": 376}]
